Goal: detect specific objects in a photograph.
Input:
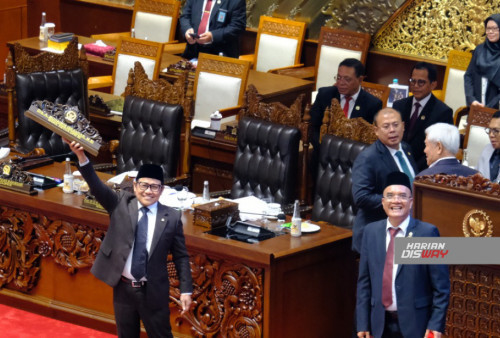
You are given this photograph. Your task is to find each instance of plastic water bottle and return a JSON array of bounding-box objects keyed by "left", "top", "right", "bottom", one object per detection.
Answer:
[
  {"left": 39, "top": 12, "right": 47, "bottom": 42},
  {"left": 63, "top": 157, "right": 74, "bottom": 193},
  {"left": 290, "top": 200, "right": 302, "bottom": 237},
  {"left": 131, "top": 28, "right": 135, "bottom": 38},
  {"left": 202, "top": 180, "right": 210, "bottom": 202},
  {"left": 387, "top": 78, "right": 399, "bottom": 107}
]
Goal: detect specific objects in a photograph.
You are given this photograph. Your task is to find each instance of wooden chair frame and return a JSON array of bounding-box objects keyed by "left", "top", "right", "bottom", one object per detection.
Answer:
[
  {"left": 463, "top": 105, "right": 497, "bottom": 150},
  {"left": 314, "top": 27, "right": 370, "bottom": 90},
  {"left": 88, "top": 37, "right": 163, "bottom": 95},
  {"left": 251, "top": 16, "right": 306, "bottom": 73},
  {"left": 361, "top": 81, "right": 390, "bottom": 108}
]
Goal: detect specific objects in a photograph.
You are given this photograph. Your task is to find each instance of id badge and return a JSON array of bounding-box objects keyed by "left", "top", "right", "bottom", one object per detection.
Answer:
[{"left": 217, "top": 9, "right": 227, "bottom": 23}]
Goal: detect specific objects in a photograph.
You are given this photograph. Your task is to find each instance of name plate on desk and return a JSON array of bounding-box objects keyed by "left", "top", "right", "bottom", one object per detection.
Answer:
[
  {"left": 192, "top": 126, "right": 217, "bottom": 140},
  {"left": 25, "top": 100, "right": 102, "bottom": 156},
  {"left": 0, "top": 162, "right": 37, "bottom": 195},
  {"left": 82, "top": 195, "right": 106, "bottom": 213}
]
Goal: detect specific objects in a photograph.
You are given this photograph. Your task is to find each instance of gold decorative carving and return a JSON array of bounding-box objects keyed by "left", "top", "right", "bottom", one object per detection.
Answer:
[
  {"left": 0, "top": 205, "right": 105, "bottom": 292},
  {"left": 136, "top": 0, "right": 177, "bottom": 16},
  {"left": 320, "top": 98, "right": 377, "bottom": 144},
  {"left": 415, "top": 173, "right": 500, "bottom": 197},
  {"left": 120, "top": 40, "right": 161, "bottom": 57},
  {"left": 462, "top": 209, "right": 493, "bottom": 237},
  {"left": 373, "top": 0, "right": 500, "bottom": 61},
  {"left": 261, "top": 20, "right": 302, "bottom": 37},
  {"left": 197, "top": 58, "right": 247, "bottom": 76},
  {"left": 170, "top": 253, "right": 263, "bottom": 337}
]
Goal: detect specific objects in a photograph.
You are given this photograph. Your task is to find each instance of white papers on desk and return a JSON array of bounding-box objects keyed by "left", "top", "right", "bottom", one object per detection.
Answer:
[
  {"left": 107, "top": 170, "right": 138, "bottom": 185},
  {"left": 0, "top": 147, "right": 10, "bottom": 160},
  {"left": 234, "top": 195, "right": 268, "bottom": 221},
  {"left": 159, "top": 187, "right": 196, "bottom": 209}
]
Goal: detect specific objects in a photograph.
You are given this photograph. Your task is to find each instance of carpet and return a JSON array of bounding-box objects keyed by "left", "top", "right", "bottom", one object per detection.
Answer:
[{"left": 0, "top": 304, "right": 115, "bottom": 338}]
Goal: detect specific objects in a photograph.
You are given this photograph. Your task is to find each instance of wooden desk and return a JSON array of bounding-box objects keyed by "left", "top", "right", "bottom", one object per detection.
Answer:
[{"left": 0, "top": 162, "right": 356, "bottom": 337}]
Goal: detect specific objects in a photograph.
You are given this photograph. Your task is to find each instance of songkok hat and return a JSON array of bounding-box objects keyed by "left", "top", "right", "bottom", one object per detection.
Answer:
[
  {"left": 384, "top": 171, "right": 412, "bottom": 192},
  {"left": 136, "top": 164, "right": 164, "bottom": 182}
]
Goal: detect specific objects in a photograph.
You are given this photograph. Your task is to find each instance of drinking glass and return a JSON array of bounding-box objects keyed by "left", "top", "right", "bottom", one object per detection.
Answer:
[{"left": 177, "top": 186, "right": 189, "bottom": 210}]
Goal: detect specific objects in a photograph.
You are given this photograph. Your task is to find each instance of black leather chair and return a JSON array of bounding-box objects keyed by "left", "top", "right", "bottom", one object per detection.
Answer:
[
  {"left": 116, "top": 95, "right": 183, "bottom": 179},
  {"left": 6, "top": 38, "right": 88, "bottom": 155},
  {"left": 231, "top": 116, "right": 300, "bottom": 205}
]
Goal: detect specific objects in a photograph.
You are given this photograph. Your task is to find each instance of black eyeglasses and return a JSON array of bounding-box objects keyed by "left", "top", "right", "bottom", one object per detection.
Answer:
[
  {"left": 384, "top": 193, "right": 410, "bottom": 201},
  {"left": 136, "top": 181, "right": 162, "bottom": 192},
  {"left": 485, "top": 127, "right": 500, "bottom": 136},
  {"left": 408, "top": 78, "right": 428, "bottom": 87}
]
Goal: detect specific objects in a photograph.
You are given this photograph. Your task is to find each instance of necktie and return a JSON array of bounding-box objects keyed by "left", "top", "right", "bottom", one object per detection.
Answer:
[
  {"left": 490, "top": 150, "right": 500, "bottom": 182},
  {"left": 343, "top": 96, "right": 352, "bottom": 117},
  {"left": 395, "top": 151, "right": 413, "bottom": 184},
  {"left": 382, "top": 227, "right": 401, "bottom": 308},
  {"left": 408, "top": 102, "right": 421, "bottom": 137},
  {"left": 198, "top": 0, "right": 213, "bottom": 35},
  {"left": 131, "top": 207, "right": 149, "bottom": 281}
]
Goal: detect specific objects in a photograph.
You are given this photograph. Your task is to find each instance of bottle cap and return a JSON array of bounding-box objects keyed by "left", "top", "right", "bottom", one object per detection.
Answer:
[
  {"left": 66, "top": 157, "right": 70, "bottom": 161},
  {"left": 392, "top": 78, "right": 398, "bottom": 84}
]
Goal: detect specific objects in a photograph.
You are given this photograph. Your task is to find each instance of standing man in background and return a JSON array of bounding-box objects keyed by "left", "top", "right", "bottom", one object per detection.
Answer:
[{"left": 180, "top": 0, "right": 246, "bottom": 59}]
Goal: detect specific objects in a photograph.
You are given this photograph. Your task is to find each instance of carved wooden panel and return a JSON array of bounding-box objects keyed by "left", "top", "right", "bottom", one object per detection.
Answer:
[
  {"left": 197, "top": 57, "right": 248, "bottom": 77},
  {"left": 136, "top": 0, "right": 177, "bottom": 16},
  {"left": 448, "top": 50, "right": 472, "bottom": 71},
  {"left": 446, "top": 265, "right": 500, "bottom": 337},
  {"left": 120, "top": 39, "right": 161, "bottom": 57},
  {"left": 320, "top": 98, "right": 377, "bottom": 144},
  {"left": 0, "top": 205, "right": 104, "bottom": 292},
  {"left": 319, "top": 28, "right": 370, "bottom": 52},
  {"left": 415, "top": 173, "right": 500, "bottom": 197},
  {"left": 169, "top": 253, "right": 263, "bottom": 337},
  {"left": 261, "top": 19, "right": 303, "bottom": 38}
]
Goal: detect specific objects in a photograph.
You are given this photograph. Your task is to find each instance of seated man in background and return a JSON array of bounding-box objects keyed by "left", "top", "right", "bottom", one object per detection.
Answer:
[
  {"left": 392, "top": 62, "right": 453, "bottom": 171},
  {"left": 179, "top": 0, "right": 246, "bottom": 59},
  {"left": 309, "top": 58, "right": 383, "bottom": 150},
  {"left": 478, "top": 110, "right": 500, "bottom": 182},
  {"left": 356, "top": 171, "right": 449, "bottom": 338},
  {"left": 351, "top": 108, "right": 417, "bottom": 254},
  {"left": 417, "top": 123, "right": 478, "bottom": 177}
]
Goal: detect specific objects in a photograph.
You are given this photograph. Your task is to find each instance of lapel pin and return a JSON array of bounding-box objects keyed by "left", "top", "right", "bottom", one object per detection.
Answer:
[
  {"left": 161, "top": 218, "right": 165, "bottom": 222},
  {"left": 408, "top": 232, "right": 413, "bottom": 238},
  {"left": 217, "top": 0, "right": 221, "bottom": 4},
  {"left": 420, "top": 115, "right": 425, "bottom": 120},
  {"left": 355, "top": 106, "right": 360, "bottom": 110}
]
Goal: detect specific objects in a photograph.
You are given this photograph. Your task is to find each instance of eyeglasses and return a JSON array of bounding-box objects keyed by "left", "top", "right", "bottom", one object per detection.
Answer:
[
  {"left": 485, "top": 127, "right": 500, "bottom": 136},
  {"left": 378, "top": 122, "right": 402, "bottom": 131},
  {"left": 334, "top": 75, "right": 354, "bottom": 84},
  {"left": 486, "top": 27, "right": 500, "bottom": 33},
  {"left": 384, "top": 193, "right": 411, "bottom": 201},
  {"left": 408, "top": 78, "right": 428, "bottom": 87},
  {"left": 136, "top": 181, "right": 162, "bottom": 192}
]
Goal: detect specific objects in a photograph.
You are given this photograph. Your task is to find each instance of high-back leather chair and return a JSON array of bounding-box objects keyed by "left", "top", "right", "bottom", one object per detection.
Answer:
[
  {"left": 6, "top": 38, "right": 89, "bottom": 155},
  {"left": 231, "top": 85, "right": 310, "bottom": 205},
  {"left": 311, "top": 98, "right": 376, "bottom": 228}
]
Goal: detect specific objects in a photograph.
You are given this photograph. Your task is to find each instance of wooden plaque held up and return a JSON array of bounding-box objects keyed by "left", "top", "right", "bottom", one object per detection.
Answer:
[{"left": 25, "top": 101, "right": 102, "bottom": 156}]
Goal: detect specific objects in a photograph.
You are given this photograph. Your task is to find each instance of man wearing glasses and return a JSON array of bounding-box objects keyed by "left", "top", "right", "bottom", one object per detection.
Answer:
[
  {"left": 66, "top": 140, "right": 193, "bottom": 338},
  {"left": 392, "top": 62, "right": 453, "bottom": 171},
  {"left": 478, "top": 110, "right": 500, "bottom": 182},
  {"left": 309, "top": 58, "right": 383, "bottom": 150}
]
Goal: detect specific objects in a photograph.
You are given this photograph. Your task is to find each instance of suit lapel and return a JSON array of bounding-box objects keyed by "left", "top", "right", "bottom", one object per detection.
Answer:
[
  {"left": 209, "top": 0, "right": 224, "bottom": 25},
  {"left": 376, "top": 140, "right": 400, "bottom": 173},
  {"left": 352, "top": 90, "right": 365, "bottom": 118},
  {"left": 149, "top": 204, "right": 170, "bottom": 260},
  {"left": 396, "top": 217, "right": 416, "bottom": 276},
  {"left": 414, "top": 95, "right": 435, "bottom": 132},
  {"left": 376, "top": 221, "right": 388, "bottom": 271},
  {"left": 128, "top": 196, "right": 139, "bottom": 235}
]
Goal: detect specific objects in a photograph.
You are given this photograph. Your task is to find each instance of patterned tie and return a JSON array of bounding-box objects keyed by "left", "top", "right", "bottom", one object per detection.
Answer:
[
  {"left": 343, "top": 96, "right": 352, "bottom": 117},
  {"left": 198, "top": 0, "right": 213, "bottom": 35},
  {"left": 382, "top": 227, "right": 401, "bottom": 308},
  {"left": 395, "top": 151, "right": 414, "bottom": 184},
  {"left": 408, "top": 102, "right": 421, "bottom": 137},
  {"left": 131, "top": 207, "right": 149, "bottom": 281}
]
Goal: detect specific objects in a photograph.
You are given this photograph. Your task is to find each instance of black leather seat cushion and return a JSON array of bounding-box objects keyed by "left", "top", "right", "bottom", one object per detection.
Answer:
[
  {"left": 16, "top": 69, "right": 88, "bottom": 155},
  {"left": 312, "top": 134, "right": 368, "bottom": 228},
  {"left": 231, "top": 117, "right": 300, "bottom": 205},
  {"left": 117, "top": 95, "right": 183, "bottom": 179}
]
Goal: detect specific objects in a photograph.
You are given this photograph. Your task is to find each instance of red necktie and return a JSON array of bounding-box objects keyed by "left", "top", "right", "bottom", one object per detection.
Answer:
[
  {"left": 382, "top": 227, "right": 400, "bottom": 308},
  {"left": 198, "top": 0, "right": 213, "bottom": 35},
  {"left": 408, "top": 102, "right": 421, "bottom": 136},
  {"left": 343, "top": 96, "right": 352, "bottom": 117}
]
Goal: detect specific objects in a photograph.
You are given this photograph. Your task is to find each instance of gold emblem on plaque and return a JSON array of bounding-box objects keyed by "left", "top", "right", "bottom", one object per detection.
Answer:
[
  {"left": 2, "top": 164, "right": 12, "bottom": 177},
  {"left": 64, "top": 110, "right": 78, "bottom": 125},
  {"left": 462, "top": 209, "right": 493, "bottom": 237}
]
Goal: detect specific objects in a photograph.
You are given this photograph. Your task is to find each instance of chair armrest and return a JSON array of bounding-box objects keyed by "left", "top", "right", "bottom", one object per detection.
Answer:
[
  {"left": 239, "top": 54, "right": 255, "bottom": 68},
  {"left": 88, "top": 75, "right": 113, "bottom": 90},
  {"left": 432, "top": 89, "right": 444, "bottom": 101},
  {"left": 90, "top": 32, "right": 130, "bottom": 43},
  {"left": 267, "top": 63, "right": 305, "bottom": 74},
  {"left": 219, "top": 105, "right": 242, "bottom": 118}
]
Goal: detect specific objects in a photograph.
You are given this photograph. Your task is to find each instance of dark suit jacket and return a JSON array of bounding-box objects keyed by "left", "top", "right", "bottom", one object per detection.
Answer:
[
  {"left": 392, "top": 94, "right": 453, "bottom": 171},
  {"left": 464, "top": 45, "right": 500, "bottom": 109},
  {"left": 179, "top": 0, "right": 246, "bottom": 59},
  {"left": 356, "top": 218, "right": 450, "bottom": 338},
  {"left": 79, "top": 163, "right": 193, "bottom": 310},
  {"left": 417, "top": 158, "right": 478, "bottom": 177},
  {"left": 309, "top": 86, "right": 382, "bottom": 148},
  {"left": 351, "top": 140, "right": 417, "bottom": 253}
]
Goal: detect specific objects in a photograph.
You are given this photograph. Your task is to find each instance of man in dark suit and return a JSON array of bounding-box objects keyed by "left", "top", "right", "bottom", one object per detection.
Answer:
[
  {"left": 67, "top": 140, "right": 193, "bottom": 338},
  {"left": 351, "top": 108, "right": 417, "bottom": 254},
  {"left": 392, "top": 62, "right": 453, "bottom": 171},
  {"left": 356, "top": 171, "right": 450, "bottom": 338},
  {"left": 418, "top": 122, "right": 478, "bottom": 177},
  {"left": 179, "top": 0, "right": 246, "bottom": 59},
  {"left": 310, "top": 58, "right": 383, "bottom": 149}
]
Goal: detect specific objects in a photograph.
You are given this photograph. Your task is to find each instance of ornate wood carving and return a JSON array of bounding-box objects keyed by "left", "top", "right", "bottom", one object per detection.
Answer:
[
  {"left": 169, "top": 253, "right": 263, "bottom": 337},
  {"left": 136, "top": 0, "right": 177, "bottom": 16},
  {"left": 0, "top": 205, "right": 105, "bottom": 292},
  {"left": 415, "top": 173, "right": 500, "bottom": 197},
  {"left": 320, "top": 29, "right": 368, "bottom": 51},
  {"left": 197, "top": 57, "right": 247, "bottom": 76},
  {"left": 446, "top": 265, "right": 500, "bottom": 337},
  {"left": 468, "top": 107, "right": 496, "bottom": 127},
  {"left": 320, "top": 98, "right": 377, "bottom": 144},
  {"left": 120, "top": 40, "right": 161, "bottom": 57},
  {"left": 261, "top": 19, "right": 303, "bottom": 38}
]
